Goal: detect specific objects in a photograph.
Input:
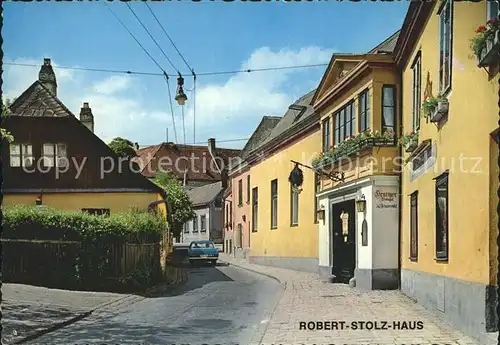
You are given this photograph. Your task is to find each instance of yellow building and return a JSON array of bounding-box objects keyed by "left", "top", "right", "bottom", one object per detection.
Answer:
[
  {"left": 394, "top": 1, "right": 499, "bottom": 342},
  {"left": 2, "top": 58, "right": 167, "bottom": 217},
  {"left": 311, "top": 32, "right": 402, "bottom": 289},
  {"left": 245, "top": 90, "right": 321, "bottom": 272}
]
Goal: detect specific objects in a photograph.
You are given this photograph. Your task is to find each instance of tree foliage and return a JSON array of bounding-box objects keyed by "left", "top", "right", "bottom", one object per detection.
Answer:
[
  {"left": 2, "top": 98, "right": 14, "bottom": 143},
  {"left": 108, "top": 137, "right": 137, "bottom": 158},
  {"left": 153, "top": 171, "right": 195, "bottom": 238}
]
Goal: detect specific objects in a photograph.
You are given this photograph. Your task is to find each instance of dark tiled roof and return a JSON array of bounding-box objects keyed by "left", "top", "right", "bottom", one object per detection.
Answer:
[
  {"left": 9, "top": 81, "right": 76, "bottom": 117},
  {"left": 133, "top": 142, "right": 241, "bottom": 181},
  {"left": 367, "top": 30, "right": 401, "bottom": 54},
  {"left": 240, "top": 116, "right": 281, "bottom": 159},
  {"left": 187, "top": 181, "right": 223, "bottom": 206},
  {"left": 250, "top": 89, "right": 317, "bottom": 155}
]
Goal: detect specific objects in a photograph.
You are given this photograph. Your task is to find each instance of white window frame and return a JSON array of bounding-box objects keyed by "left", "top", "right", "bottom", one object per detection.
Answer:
[
  {"left": 290, "top": 184, "right": 299, "bottom": 226},
  {"left": 488, "top": 0, "right": 500, "bottom": 20},
  {"left": 193, "top": 215, "right": 198, "bottom": 233},
  {"left": 411, "top": 52, "right": 422, "bottom": 131},
  {"left": 438, "top": 0, "right": 453, "bottom": 96},
  {"left": 200, "top": 215, "right": 207, "bottom": 232},
  {"left": 9, "top": 143, "right": 34, "bottom": 168},
  {"left": 43, "top": 143, "right": 67, "bottom": 168}
]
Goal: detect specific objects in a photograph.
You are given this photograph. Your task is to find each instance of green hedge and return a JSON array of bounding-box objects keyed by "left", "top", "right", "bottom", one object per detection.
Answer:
[{"left": 2, "top": 205, "right": 167, "bottom": 242}]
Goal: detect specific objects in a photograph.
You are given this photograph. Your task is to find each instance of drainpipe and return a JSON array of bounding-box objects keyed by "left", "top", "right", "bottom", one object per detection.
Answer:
[{"left": 397, "top": 67, "right": 404, "bottom": 289}]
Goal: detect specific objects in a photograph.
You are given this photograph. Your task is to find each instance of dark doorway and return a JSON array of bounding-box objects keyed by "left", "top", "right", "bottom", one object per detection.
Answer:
[{"left": 331, "top": 199, "right": 356, "bottom": 283}]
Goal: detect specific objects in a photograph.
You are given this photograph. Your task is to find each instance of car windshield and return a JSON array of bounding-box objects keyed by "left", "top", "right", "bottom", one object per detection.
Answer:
[{"left": 192, "top": 242, "right": 214, "bottom": 248}]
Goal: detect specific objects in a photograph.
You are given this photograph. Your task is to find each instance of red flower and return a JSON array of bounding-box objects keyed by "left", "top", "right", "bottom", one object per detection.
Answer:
[
  {"left": 476, "top": 25, "right": 487, "bottom": 33},
  {"left": 409, "top": 130, "right": 415, "bottom": 135}
]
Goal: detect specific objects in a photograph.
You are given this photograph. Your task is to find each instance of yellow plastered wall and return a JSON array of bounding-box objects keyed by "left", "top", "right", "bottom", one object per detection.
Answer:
[
  {"left": 400, "top": 1, "right": 498, "bottom": 285},
  {"left": 3, "top": 192, "right": 162, "bottom": 214},
  {"left": 249, "top": 130, "right": 320, "bottom": 258}
]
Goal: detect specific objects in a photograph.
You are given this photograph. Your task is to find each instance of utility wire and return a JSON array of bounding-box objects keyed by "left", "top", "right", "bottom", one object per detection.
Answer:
[
  {"left": 3, "top": 62, "right": 329, "bottom": 78},
  {"left": 164, "top": 74, "right": 179, "bottom": 144},
  {"left": 104, "top": 2, "right": 165, "bottom": 73},
  {"left": 181, "top": 104, "right": 186, "bottom": 145},
  {"left": 144, "top": 2, "right": 193, "bottom": 72},
  {"left": 125, "top": 2, "right": 179, "bottom": 74}
]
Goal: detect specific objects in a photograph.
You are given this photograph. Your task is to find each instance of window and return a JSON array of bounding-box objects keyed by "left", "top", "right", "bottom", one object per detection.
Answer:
[
  {"left": 246, "top": 175, "right": 250, "bottom": 203},
  {"left": 290, "top": 184, "right": 299, "bottom": 226},
  {"left": 9, "top": 143, "right": 33, "bottom": 168},
  {"left": 358, "top": 90, "right": 370, "bottom": 132},
  {"left": 334, "top": 101, "right": 355, "bottom": 145},
  {"left": 271, "top": 179, "right": 278, "bottom": 229},
  {"left": 412, "top": 53, "right": 422, "bottom": 131},
  {"left": 252, "top": 187, "right": 258, "bottom": 232},
  {"left": 382, "top": 86, "right": 396, "bottom": 134},
  {"left": 82, "top": 208, "right": 110, "bottom": 217},
  {"left": 322, "top": 117, "right": 330, "bottom": 152},
  {"left": 43, "top": 143, "right": 67, "bottom": 168},
  {"left": 183, "top": 223, "right": 189, "bottom": 233},
  {"left": 488, "top": 0, "right": 499, "bottom": 20},
  {"left": 238, "top": 179, "right": 243, "bottom": 206},
  {"left": 435, "top": 172, "right": 449, "bottom": 260},
  {"left": 439, "top": 0, "right": 453, "bottom": 95},
  {"left": 200, "top": 215, "right": 207, "bottom": 232},
  {"left": 314, "top": 173, "right": 321, "bottom": 223},
  {"left": 229, "top": 201, "right": 232, "bottom": 224},
  {"left": 193, "top": 215, "right": 198, "bottom": 233},
  {"left": 410, "top": 192, "right": 418, "bottom": 261}
]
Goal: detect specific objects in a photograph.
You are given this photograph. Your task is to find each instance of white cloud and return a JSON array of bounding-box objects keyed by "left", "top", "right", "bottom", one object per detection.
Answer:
[
  {"left": 91, "top": 75, "right": 132, "bottom": 95},
  {"left": 4, "top": 46, "right": 333, "bottom": 148},
  {"left": 182, "top": 46, "right": 334, "bottom": 135}
]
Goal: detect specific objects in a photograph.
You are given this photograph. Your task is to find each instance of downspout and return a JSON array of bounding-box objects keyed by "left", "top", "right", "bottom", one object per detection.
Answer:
[{"left": 397, "top": 66, "right": 404, "bottom": 289}]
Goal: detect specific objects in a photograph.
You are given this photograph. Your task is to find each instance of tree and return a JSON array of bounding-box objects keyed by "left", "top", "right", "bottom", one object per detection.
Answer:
[
  {"left": 108, "top": 137, "right": 137, "bottom": 158},
  {"left": 1, "top": 98, "right": 14, "bottom": 143},
  {"left": 153, "top": 171, "right": 195, "bottom": 238}
]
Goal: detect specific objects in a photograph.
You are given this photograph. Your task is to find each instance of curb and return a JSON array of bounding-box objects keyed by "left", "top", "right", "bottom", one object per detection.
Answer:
[
  {"left": 219, "top": 259, "right": 283, "bottom": 284},
  {"left": 14, "top": 309, "right": 93, "bottom": 344}
]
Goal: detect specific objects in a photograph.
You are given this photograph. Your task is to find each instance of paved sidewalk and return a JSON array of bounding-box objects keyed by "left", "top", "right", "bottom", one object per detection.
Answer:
[
  {"left": 219, "top": 254, "right": 486, "bottom": 345},
  {"left": 2, "top": 283, "right": 131, "bottom": 344}
]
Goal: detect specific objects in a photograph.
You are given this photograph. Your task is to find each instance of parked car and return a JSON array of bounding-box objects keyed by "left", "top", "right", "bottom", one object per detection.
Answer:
[{"left": 188, "top": 240, "right": 219, "bottom": 265}]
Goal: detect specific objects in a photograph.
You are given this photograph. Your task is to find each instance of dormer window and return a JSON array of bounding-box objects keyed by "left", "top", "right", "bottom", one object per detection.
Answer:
[
  {"left": 43, "top": 143, "right": 67, "bottom": 168},
  {"left": 9, "top": 143, "right": 34, "bottom": 168}
]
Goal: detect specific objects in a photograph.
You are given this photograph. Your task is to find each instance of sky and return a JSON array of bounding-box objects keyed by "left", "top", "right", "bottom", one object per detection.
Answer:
[{"left": 3, "top": 1, "right": 409, "bottom": 150}]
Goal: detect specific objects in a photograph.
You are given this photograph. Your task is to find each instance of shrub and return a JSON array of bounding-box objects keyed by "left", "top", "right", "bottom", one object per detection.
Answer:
[{"left": 2, "top": 205, "right": 167, "bottom": 242}]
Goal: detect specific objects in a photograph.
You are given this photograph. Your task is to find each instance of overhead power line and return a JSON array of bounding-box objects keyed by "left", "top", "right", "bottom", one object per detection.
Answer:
[
  {"left": 104, "top": 2, "right": 165, "bottom": 73},
  {"left": 4, "top": 61, "right": 329, "bottom": 78},
  {"left": 144, "top": 2, "right": 193, "bottom": 72},
  {"left": 125, "top": 2, "right": 179, "bottom": 74}
]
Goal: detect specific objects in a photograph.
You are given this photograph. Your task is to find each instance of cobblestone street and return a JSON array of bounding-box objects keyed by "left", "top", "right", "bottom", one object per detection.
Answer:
[{"left": 219, "top": 254, "right": 487, "bottom": 345}]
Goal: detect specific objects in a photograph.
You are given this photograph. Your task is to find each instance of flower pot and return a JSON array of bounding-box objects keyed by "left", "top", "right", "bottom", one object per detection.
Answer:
[
  {"left": 404, "top": 137, "right": 418, "bottom": 153},
  {"left": 430, "top": 99, "right": 449, "bottom": 123}
]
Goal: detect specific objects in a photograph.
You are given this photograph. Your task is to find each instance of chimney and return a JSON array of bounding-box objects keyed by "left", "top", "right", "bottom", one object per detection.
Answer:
[
  {"left": 208, "top": 138, "right": 216, "bottom": 156},
  {"left": 38, "top": 58, "right": 57, "bottom": 96},
  {"left": 79, "top": 102, "right": 94, "bottom": 133}
]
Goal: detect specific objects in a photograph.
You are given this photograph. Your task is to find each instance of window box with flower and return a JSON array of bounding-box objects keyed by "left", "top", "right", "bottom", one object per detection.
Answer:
[
  {"left": 471, "top": 18, "right": 500, "bottom": 68},
  {"left": 311, "top": 129, "right": 395, "bottom": 170},
  {"left": 422, "top": 95, "right": 448, "bottom": 123},
  {"left": 398, "top": 131, "right": 418, "bottom": 153}
]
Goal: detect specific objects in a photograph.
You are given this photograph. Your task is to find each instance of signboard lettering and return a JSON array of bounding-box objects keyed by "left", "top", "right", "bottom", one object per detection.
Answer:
[{"left": 374, "top": 189, "right": 398, "bottom": 209}]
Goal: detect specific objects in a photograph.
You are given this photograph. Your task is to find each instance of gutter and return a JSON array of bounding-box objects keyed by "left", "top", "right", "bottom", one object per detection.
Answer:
[{"left": 397, "top": 66, "right": 403, "bottom": 289}]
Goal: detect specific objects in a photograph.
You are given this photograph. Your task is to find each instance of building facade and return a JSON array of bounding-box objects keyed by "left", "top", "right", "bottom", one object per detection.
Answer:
[
  {"left": 226, "top": 116, "right": 281, "bottom": 260},
  {"left": 311, "top": 33, "right": 402, "bottom": 289},
  {"left": 182, "top": 182, "right": 224, "bottom": 245},
  {"left": 246, "top": 91, "right": 321, "bottom": 273},
  {"left": 3, "top": 58, "right": 166, "bottom": 215},
  {"left": 394, "top": 2, "right": 499, "bottom": 343}
]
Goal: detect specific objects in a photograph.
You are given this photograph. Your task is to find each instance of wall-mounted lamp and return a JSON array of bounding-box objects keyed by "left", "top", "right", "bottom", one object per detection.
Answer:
[
  {"left": 316, "top": 206, "right": 325, "bottom": 221},
  {"left": 356, "top": 194, "right": 366, "bottom": 213}
]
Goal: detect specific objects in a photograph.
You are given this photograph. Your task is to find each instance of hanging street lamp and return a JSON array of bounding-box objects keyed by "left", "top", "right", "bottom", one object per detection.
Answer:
[{"left": 175, "top": 73, "right": 187, "bottom": 106}]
